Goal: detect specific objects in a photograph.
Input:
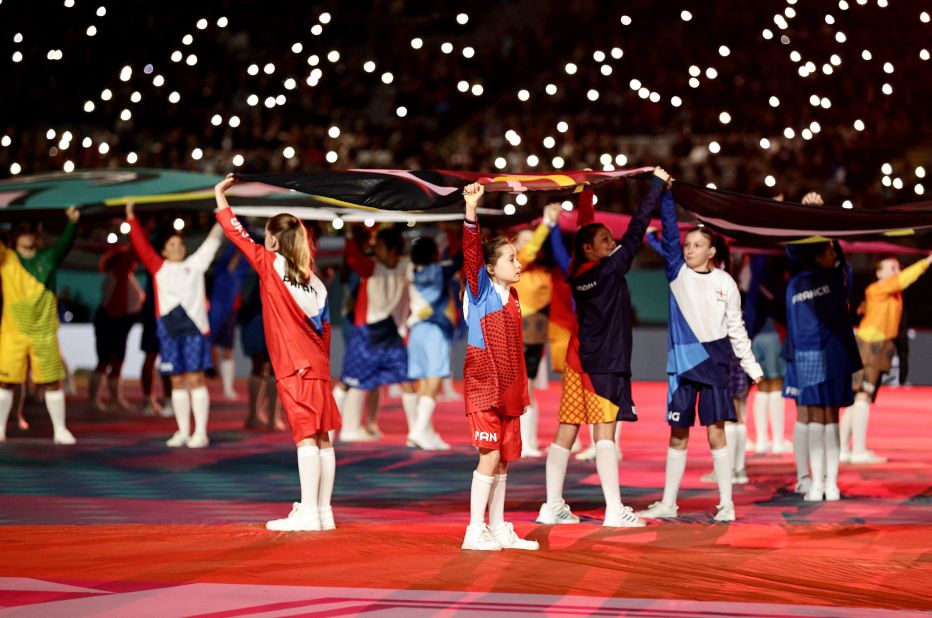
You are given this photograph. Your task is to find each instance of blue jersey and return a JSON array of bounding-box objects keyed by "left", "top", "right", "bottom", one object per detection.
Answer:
[{"left": 407, "top": 255, "right": 461, "bottom": 338}]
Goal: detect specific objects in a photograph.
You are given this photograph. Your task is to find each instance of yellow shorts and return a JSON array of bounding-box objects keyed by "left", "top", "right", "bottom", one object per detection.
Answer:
[
  {"left": 0, "top": 328, "right": 65, "bottom": 384},
  {"left": 558, "top": 364, "right": 618, "bottom": 425}
]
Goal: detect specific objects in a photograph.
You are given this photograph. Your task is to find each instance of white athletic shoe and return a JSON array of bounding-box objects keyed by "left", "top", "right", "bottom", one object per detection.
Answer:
[
  {"left": 733, "top": 469, "right": 750, "bottom": 484},
  {"left": 536, "top": 500, "right": 580, "bottom": 525},
  {"left": 521, "top": 445, "right": 543, "bottom": 458},
  {"left": 603, "top": 505, "right": 646, "bottom": 528},
  {"left": 187, "top": 434, "right": 210, "bottom": 448},
  {"left": 805, "top": 483, "right": 825, "bottom": 502},
  {"left": 794, "top": 477, "right": 812, "bottom": 495},
  {"left": 754, "top": 440, "right": 770, "bottom": 455},
  {"left": 461, "top": 523, "right": 502, "bottom": 551},
  {"left": 166, "top": 431, "right": 189, "bottom": 448},
  {"left": 223, "top": 390, "right": 239, "bottom": 401},
  {"left": 637, "top": 501, "right": 679, "bottom": 520},
  {"left": 713, "top": 502, "right": 736, "bottom": 522},
  {"left": 574, "top": 443, "right": 597, "bottom": 461},
  {"left": 319, "top": 506, "right": 336, "bottom": 530},
  {"left": 266, "top": 502, "right": 321, "bottom": 532},
  {"left": 490, "top": 522, "right": 539, "bottom": 550},
  {"left": 428, "top": 431, "right": 451, "bottom": 451},
  {"left": 159, "top": 401, "right": 174, "bottom": 418},
  {"left": 53, "top": 429, "right": 77, "bottom": 445},
  {"left": 339, "top": 428, "right": 378, "bottom": 443},
  {"left": 850, "top": 450, "right": 887, "bottom": 464},
  {"left": 839, "top": 450, "right": 852, "bottom": 464},
  {"left": 771, "top": 439, "right": 792, "bottom": 455},
  {"left": 824, "top": 485, "right": 841, "bottom": 501},
  {"left": 407, "top": 431, "right": 435, "bottom": 450}
]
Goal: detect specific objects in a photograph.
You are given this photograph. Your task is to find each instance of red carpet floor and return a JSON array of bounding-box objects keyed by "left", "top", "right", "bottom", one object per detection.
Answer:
[{"left": 0, "top": 380, "right": 930, "bottom": 616}]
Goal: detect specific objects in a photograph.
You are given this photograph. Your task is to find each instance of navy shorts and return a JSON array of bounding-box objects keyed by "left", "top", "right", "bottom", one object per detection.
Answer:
[
  {"left": 342, "top": 326, "right": 409, "bottom": 390},
  {"left": 589, "top": 371, "right": 637, "bottom": 422},
  {"left": 666, "top": 376, "right": 736, "bottom": 427},
  {"left": 156, "top": 321, "right": 213, "bottom": 376},
  {"left": 210, "top": 309, "right": 238, "bottom": 349}
]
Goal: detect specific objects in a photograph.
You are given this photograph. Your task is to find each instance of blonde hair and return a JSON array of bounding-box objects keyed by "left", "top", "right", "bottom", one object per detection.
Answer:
[{"left": 267, "top": 213, "right": 313, "bottom": 285}]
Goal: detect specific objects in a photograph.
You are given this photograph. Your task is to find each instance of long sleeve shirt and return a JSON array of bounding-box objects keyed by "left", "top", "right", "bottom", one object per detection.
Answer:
[
  {"left": 857, "top": 258, "right": 930, "bottom": 342},
  {"left": 344, "top": 235, "right": 409, "bottom": 344}
]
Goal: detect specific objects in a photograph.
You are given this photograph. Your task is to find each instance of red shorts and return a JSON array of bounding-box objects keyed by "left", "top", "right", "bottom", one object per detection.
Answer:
[
  {"left": 468, "top": 411, "right": 522, "bottom": 462},
  {"left": 276, "top": 369, "right": 342, "bottom": 444}
]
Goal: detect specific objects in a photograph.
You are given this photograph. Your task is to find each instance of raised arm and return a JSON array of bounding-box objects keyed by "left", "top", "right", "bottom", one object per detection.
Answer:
[
  {"left": 462, "top": 182, "right": 486, "bottom": 300},
  {"left": 645, "top": 228, "right": 664, "bottom": 257},
  {"left": 126, "top": 203, "right": 164, "bottom": 275},
  {"left": 609, "top": 168, "right": 667, "bottom": 275},
  {"left": 46, "top": 207, "right": 80, "bottom": 268},
  {"left": 549, "top": 224, "right": 572, "bottom": 276},
  {"left": 188, "top": 224, "right": 224, "bottom": 272},
  {"left": 870, "top": 254, "right": 932, "bottom": 297},
  {"left": 214, "top": 174, "right": 265, "bottom": 269},
  {"left": 659, "top": 187, "right": 685, "bottom": 281}
]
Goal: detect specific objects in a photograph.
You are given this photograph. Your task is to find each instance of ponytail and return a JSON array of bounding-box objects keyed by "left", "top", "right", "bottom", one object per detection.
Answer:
[{"left": 267, "top": 213, "right": 313, "bottom": 285}]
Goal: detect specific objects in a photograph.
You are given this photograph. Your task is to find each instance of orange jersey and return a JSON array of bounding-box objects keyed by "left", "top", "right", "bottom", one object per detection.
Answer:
[{"left": 857, "top": 258, "right": 929, "bottom": 342}]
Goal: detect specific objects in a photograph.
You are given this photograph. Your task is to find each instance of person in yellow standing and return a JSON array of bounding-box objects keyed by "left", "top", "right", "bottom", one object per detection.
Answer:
[
  {"left": 841, "top": 252, "right": 932, "bottom": 463},
  {"left": 0, "top": 207, "right": 81, "bottom": 444}
]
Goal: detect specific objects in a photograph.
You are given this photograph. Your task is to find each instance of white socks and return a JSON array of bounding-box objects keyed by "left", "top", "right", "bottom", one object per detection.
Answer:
[
  {"left": 520, "top": 402, "right": 539, "bottom": 450},
  {"left": 0, "top": 388, "right": 13, "bottom": 441},
  {"left": 824, "top": 423, "right": 840, "bottom": 489},
  {"left": 219, "top": 357, "right": 236, "bottom": 397},
  {"left": 546, "top": 442, "right": 571, "bottom": 506},
  {"left": 808, "top": 423, "right": 826, "bottom": 489},
  {"left": 753, "top": 390, "right": 769, "bottom": 446},
  {"left": 711, "top": 446, "right": 733, "bottom": 505},
  {"left": 297, "top": 445, "right": 321, "bottom": 506},
  {"left": 850, "top": 398, "right": 870, "bottom": 455},
  {"left": 332, "top": 386, "right": 347, "bottom": 412},
  {"left": 794, "top": 421, "right": 809, "bottom": 481},
  {"left": 412, "top": 396, "right": 436, "bottom": 437},
  {"left": 735, "top": 424, "right": 748, "bottom": 471},
  {"left": 401, "top": 392, "right": 418, "bottom": 436},
  {"left": 470, "top": 471, "right": 494, "bottom": 525},
  {"left": 190, "top": 386, "right": 210, "bottom": 439},
  {"left": 768, "top": 391, "right": 785, "bottom": 447},
  {"left": 318, "top": 447, "right": 336, "bottom": 510},
  {"left": 45, "top": 389, "right": 67, "bottom": 434},
  {"left": 595, "top": 439, "right": 622, "bottom": 512},
  {"left": 489, "top": 474, "right": 507, "bottom": 527},
  {"left": 661, "top": 447, "right": 688, "bottom": 507},
  {"left": 340, "top": 388, "right": 364, "bottom": 433},
  {"left": 171, "top": 389, "right": 191, "bottom": 437},
  {"left": 724, "top": 423, "right": 738, "bottom": 472}
]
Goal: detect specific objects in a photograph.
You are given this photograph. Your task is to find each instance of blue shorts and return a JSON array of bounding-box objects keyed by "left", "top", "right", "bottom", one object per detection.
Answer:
[
  {"left": 784, "top": 362, "right": 854, "bottom": 408},
  {"left": 407, "top": 322, "right": 451, "bottom": 380},
  {"left": 342, "top": 326, "right": 409, "bottom": 390},
  {"left": 752, "top": 331, "right": 786, "bottom": 379},
  {"left": 666, "top": 376, "right": 736, "bottom": 428},
  {"left": 156, "top": 321, "right": 213, "bottom": 375}
]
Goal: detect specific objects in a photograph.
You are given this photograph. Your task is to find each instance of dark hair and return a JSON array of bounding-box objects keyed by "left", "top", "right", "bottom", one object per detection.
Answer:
[
  {"left": 684, "top": 226, "right": 730, "bottom": 270},
  {"left": 482, "top": 235, "right": 512, "bottom": 270},
  {"left": 571, "top": 222, "right": 608, "bottom": 275},
  {"left": 873, "top": 254, "right": 899, "bottom": 272},
  {"left": 376, "top": 226, "right": 404, "bottom": 256},
  {"left": 791, "top": 241, "right": 833, "bottom": 272},
  {"left": 411, "top": 236, "right": 438, "bottom": 267},
  {"left": 10, "top": 221, "right": 39, "bottom": 248},
  {"left": 153, "top": 227, "right": 182, "bottom": 253}
]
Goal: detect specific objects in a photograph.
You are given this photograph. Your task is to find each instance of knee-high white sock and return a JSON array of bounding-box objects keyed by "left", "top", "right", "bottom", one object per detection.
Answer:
[
  {"left": 661, "top": 447, "right": 688, "bottom": 507},
  {"left": 318, "top": 447, "right": 336, "bottom": 510},
  {"left": 711, "top": 446, "right": 734, "bottom": 505},
  {"left": 850, "top": 399, "right": 871, "bottom": 455},
  {"left": 171, "top": 389, "right": 191, "bottom": 436},
  {"left": 401, "top": 392, "right": 418, "bottom": 435},
  {"left": 824, "top": 423, "right": 840, "bottom": 488},
  {"left": 341, "top": 388, "right": 363, "bottom": 432},
  {"left": 724, "top": 423, "right": 738, "bottom": 473},
  {"left": 297, "top": 445, "right": 320, "bottom": 506},
  {"left": 839, "top": 406, "right": 852, "bottom": 456},
  {"left": 219, "top": 357, "right": 236, "bottom": 396},
  {"left": 45, "top": 389, "right": 68, "bottom": 435},
  {"left": 546, "top": 442, "right": 571, "bottom": 506},
  {"left": 808, "top": 423, "right": 826, "bottom": 487},
  {"left": 0, "top": 388, "right": 14, "bottom": 441},
  {"left": 794, "top": 421, "right": 809, "bottom": 481},
  {"left": 735, "top": 424, "right": 748, "bottom": 471},
  {"left": 595, "top": 439, "right": 622, "bottom": 511},
  {"left": 768, "top": 391, "right": 785, "bottom": 447},
  {"left": 488, "top": 474, "right": 507, "bottom": 527},
  {"left": 470, "top": 471, "right": 494, "bottom": 525},
  {"left": 332, "top": 385, "right": 347, "bottom": 412},
  {"left": 190, "top": 386, "right": 210, "bottom": 438},
  {"left": 412, "top": 396, "right": 436, "bottom": 437},
  {"left": 520, "top": 402, "right": 539, "bottom": 450},
  {"left": 753, "top": 390, "right": 769, "bottom": 445}
]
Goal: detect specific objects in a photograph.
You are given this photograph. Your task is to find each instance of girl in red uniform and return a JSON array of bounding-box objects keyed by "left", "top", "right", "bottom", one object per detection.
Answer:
[
  {"left": 215, "top": 174, "right": 341, "bottom": 532},
  {"left": 460, "top": 183, "right": 538, "bottom": 551}
]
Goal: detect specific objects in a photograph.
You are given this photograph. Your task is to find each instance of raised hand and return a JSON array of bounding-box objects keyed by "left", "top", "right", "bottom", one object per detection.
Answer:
[
  {"left": 65, "top": 206, "right": 80, "bottom": 223},
  {"left": 214, "top": 173, "right": 238, "bottom": 194},
  {"left": 125, "top": 202, "right": 135, "bottom": 220}
]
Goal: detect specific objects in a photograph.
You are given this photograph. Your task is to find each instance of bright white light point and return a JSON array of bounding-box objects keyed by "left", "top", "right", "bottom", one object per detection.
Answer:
[
  {"left": 395, "top": 106, "right": 407, "bottom": 118},
  {"left": 168, "top": 91, "right": 180, "bottom": 103},
  {"left": 638, "top": 87, "right": 649, "bottom": 99},
  {"left": 228, "top": 116, "right": 240, "bottom": 128},
  {"left": 916, "top": 185, "right": 926, "bottom": 195},
  {"left": 836, "top": 32, "right": 846, "bottom": 43},
  {"left": 790, "top": 51, "right": 801, "bottom": 63},
  {"left": 462, "top": 47, "right": 475, "bottom": 58},
  {"left": 82, "top": 137, "right": 92, "bottom": 148},
  {"left": 515, "top": 194, "right": 528, "bottom": 206},
  {"left": 98, "top": 142, "right": 110, "bottom": 154},
  {"left": 784, "top": 128, "right": 795, "bottom": 139},
  {"left": 882, "top": 83, "right": 893, "bottom": 95},
  {"left": 823, "top": 64, "right": 834, "bottom": 75},
  {"left": 769, "top": 96, "right": 780, "bottom": 107},
  {"left": 681, "top": 10, "right": 692, "bottom": 21},
  {"left": 802, "top": 129, "right": 813, "bottom": 140},
  {"left": 12, "top": 51, "right": 22, "bottom": 62},
  {"left": 190, "top": 148, "right": 203, "bottom": 160},
  {"left": 494, "top": 157, "right": 506, "bottom": 169},
  {"left": 839, "top": 0, "right": 849, "bottom": 9},
  {"left": 552, "top": 156, "right": 565, "bottom": 169},
  {"left": 546, "top": 83, "right": 557, "bottom": 95},
  {"left": 457, "top": 80, "right": 469, "bottom": 93},
  {"left": 630, "top": 79, "right": 642, "bottom": 90},
  {"left": 798, "top": 66, "right": 809, "bottom": 77},
  {"left": 96, "top": 6, "right": 105, "bottom": 17},
  {"left": 842, "top": 200, "right": 854, "bottom": 209},
  {"left": 921, "top": 11, "right": 930, "bottom": 23},
  {"left": 170, "top": 50, "right": 182, "bottom": 63},
  {"left": 120, "top": 109, "right": 131, "bottom": 121},
  {"left": 0, "top": 136, "right": 9, "bottom": 147},
  {"left": 775, "top": 15, "right": 788, "bottom": 29},
  {"left": 87, "top": 25, "right": 97, "bottom": 36},
  {"left": 310, "top": 24, "right": 322, "bottom": 36},
  {"left": 63, "top": 160, "right": 75, "bottom": 173},
  {"left": 689, "top": 77, "right": 700, "bottom": 88},
  {"left": 671, "top": 96, "right": 682, "bottom": 107},
  {"left": 457, "top": 13, "right": 469, "bottom": 24},
  {"left": 881, "top": 163, "right": 893, "bottom": 174},
  {"left": 719, "top": 111, "right": 731, "bottom": 124},
  {"left": 829, "top": 54, "right": 841, "bottom": 66},
  {"left": 615, "top": 154, "right": 627, "bottom": 166},
  {"left": 64, "top": 0, "right": 74, "bottom": 6},
  {"left": 565, "top": 62, "right": 577, "bottom": 75},
  {"left": 230, "top": 154, "right": 243, "bottom": 167},
  {"left": 588, "top": 89, "right": 600, "bottom": 101},
  {"left": 600, "top": 153, "right": 612, "bottom": 166},
  {"left": 275, "top": 94, "right": 286, "bottom": 105},
  {"left": 810, "top": 122, "right": 821, "bottom": 133},
  {"left": 411, "top": 37, "right": 423, "bottom": 49},
  {"left": 708, "top": 141, "right": 721, "bottom": 154},
  {"left": 283, "top": 77, "right": 296, "bottom": 90},
  {"left": 620, "top": 15, "right": 631, "bottom": 26},
  {"left": 283, "top": 146, "right": 295, "bottom": 159},
  {"left": 119, "top": 65, "right": 132, "bottom": 81},
  {"left": 217, "top": 16, "right": 228, "bottom": 27},
  {"left": 332, "top": 218, "right": 344, "bottom": 230},
  {"left": 765, "top": 175, "right": 776, "bottom": 187},
  {"left": 152, "top": 75, "right": 164, "bottom": 88},
  {"left": 46, "top": 129, "right": 56, "bottom": 140},
  {"left": 883, "top": 62, "right": 894, "bottom": 73},
  {"left": 826, "top": 14, "right": 835, "bottom": 24},
  {"left": 194, "top": 18, "right": 208, "bottom": 30},
  {"left": 471, "top": 84, "right": 483, "bottom": 96},
  {"left": 319, "top": 12, "right": 331, "bottom": 24},
  {"left": 106, "top": 232, "right": 117, "bottom": 244},
  {"left": 917, "top": 166, "right": 926, "bottom": 178},
  {"left": 518, "top": 89, "right": 529, "bottom": 101},
  {"left": 593, "top": 50, "right": 606, "bottom": 62},
  {"left": 882, "top": 176, "right": 892, "bottom": 187},
  {"left": 763, "top": 29, "right": 773, "bottom": 39},
  {"left": 561, "top": 200, "right": 573, "bottom": 211},
  {"left": 854, "top": 119, "right": 865, "bottom": 131},
  {"left": 503, "top": 204, "right": 516, "bottom": 216},
  {"left": 706, "top": 67, "right": 718, "bottom": 79},
  {"left": 557, "top": 121, "right": 568, "bottom": 133},
  {"left": 706, "top": 183, "right": 717, "bottom": 189},
  {"left": 363, "top": 61, "right": 376, "bottom": 73},
  {"left": 719, "top": 45, "right": 730, "bottom": 57},
  {"left": 893, "top": 178, "right": 904, "bottom": 190},
  {"left": 325, "top": 151, "right": 338, "bottom": 163},
  {"left": 210, "top": 114, "right": 222, "bottom": 126},
  {"left": 611, "top": 47, "right": 623, "bottom": 59},
  {"left": 246, "top": 94, "right": 258, "bottom": 106},
  {"left": 382, "top": 72, "right": 394, "bottom": 84},
  {"left": 441, "top": 42, "right": 453, "bottom": 54},
  {"left": 649, "top": 91, "right": 660, "bottom": 103},
  {"left": 186, "top": 54, "right": 197, "bottom": 66},
  {"left": 10, "top": 163, "right": 21, "bottom": 175},
  {"left": 921, "top": 49, "right": 930, "bottom": 61},
  {"left": 603, "top": 164, "right": 615, "bottom": 172},
  {"left": 601, "top": 64, "right": 612, "bottom": 76},
  {"left": 307, "top": 55, "right": 319, "bottom": 66},
  {"left": 821, "top": 97, "right": 831, "bottom": 109},
  {"left": 84, "top": 100, "right": 95, "bottom": 112},
  {"left": 182, "top": 34, "right": 193, "bottom": 45},
  {"left": 522, "top": 155, "right": 536, "bottom": 167},
  {"left": 327, "top": 50, "right": 340, "bottom": 63},
  {"left": 689, "top": 65, "right": 701, "bottom": 77},
  {"left": 760, "top": 138, "right": 771, "bottom": 149},
  {"left": 170, "top": 218, "right": 184, "bottom": 231}
]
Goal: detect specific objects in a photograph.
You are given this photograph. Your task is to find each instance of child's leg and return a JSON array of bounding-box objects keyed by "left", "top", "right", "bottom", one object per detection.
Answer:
[
  {"left": 752, "top": 386, "right": 770, "bottom": 452},
  {"left": 472, "top": 449, "right": 500, "bottom": 524},
  {"left": 806, "top": 406, "right": 827, "bottom": 500},
  {"left": 708, "top": 422, "right": 733, "bottom": 506},
  {"left": 662, "top": 428, "right": 690, "bottom": 506},
  {"left": 594, "top": 421, "right": 623, "bottom": 512},
  {"left": 823, "top": 408, "right": 841, "bottom": 499},
  {"left": 794, "top": 404, "right": 810, "bottom": 488},
  {"left": 188, "top": 372, "right": 210, "bottom": 446},
  {"left": 317, "top": 432, "right": 337, "bottom": 528},
  {"left": 546, "top": 423, "right": 579, "bottom": 506},
  {"left": 168, "top": 373, "right": 190, "bottom": 445},
  {"left": 488, "top": 460, "right": 508, "bottom": 528},
  {"left": 0, "top": 385, "right": 14, "bottom": 442},
  {"left": 296, "top": 438, "right": 321, "bottom": 507},
  {"left": 400, "top": 381, "right": 418, "bottom": 440}
]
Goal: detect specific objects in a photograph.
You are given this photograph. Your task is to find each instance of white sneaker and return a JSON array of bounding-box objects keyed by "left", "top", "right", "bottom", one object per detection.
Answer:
[
  {"left": 536, "top": 500, "right": 580, "bottom": 525},
  {"left": 53, "top": 429, "right": 77, "bottom": 445},
  {"left": 574, "top": 443, "right": 597, "bottom": 461},
  {"left": 490, "top": 522, "right": 539, "bottom": 550},
  {"left": 700, "top": 471, "right": 718, "bottom": 484},
  {"left": 824, "top": 485, "right": 841, "bottom": 501},
  {"left": 733, "top": 469, "right": 749, "bottom": 484},
  {"left": 603, "top": 505, "right": 646, "bottom": 528},
  {"left": 266, "top": 503, "right": 321, "bottom": 532},
  {"left": 771, "top": 439, "right": 792, "bottom": 455},
  {"left": 713, "top": 502, "right": 736, "bottom": 522},
  {"left": 224, "top": 389, "right": 239, "bottom": 401},
  {"left": 187, "top": 434, "right": 210, "bottom": 448},
  {"left": 339, "top": 427, "right": 378, "bottom": 443},
  {"left": 754, "top": 440, "right": 770, "bottom": 455},
  {"left": 839, "top": 451, "right": 852, "bottom": 464},
  {"left": 794, "top": 477, "right": 811, "bottom": 495},
  {"left": 805, "top": 484, "right": 825, "bottom": 502},
  {"left": 850, "top": 450, "right": 887, "bottom": 464},
  {"left": 637, "top": 501, "right": 678, "bottom": 519},
  {"left": 461, "top": 523, "right": 502, "bottom": 551},
  {"left": 159, "top": 402, "right": 174, "bottom": 418},
  {"left": 166, "top": 431, "right": 189, "bottom": 447},
  {"left": 319, "top": 506, "right": 336, "bottom": 530},
  {"left": 428, "top": 431, "right": 451, "bottom": 451},
  {"left": 407, "top": 431, "right": 435, "bottom": 450},
  {"left": 521, "top": 445, "right": 543, "bottom": 458}
]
